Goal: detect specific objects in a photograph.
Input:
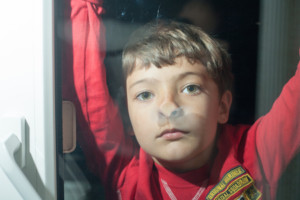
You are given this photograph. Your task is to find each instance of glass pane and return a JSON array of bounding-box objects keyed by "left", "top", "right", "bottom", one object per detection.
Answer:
[{"left": 57, "top": 0, "right": 300, "bottom": 199}]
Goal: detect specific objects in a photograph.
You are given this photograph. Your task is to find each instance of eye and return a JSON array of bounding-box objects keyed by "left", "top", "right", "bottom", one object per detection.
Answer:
[
  {"left": 182, "top": 84, "right": 202, "bottom": 95},
  {"left": 136, "top": 91, "right": 154, "bottom": 101}
]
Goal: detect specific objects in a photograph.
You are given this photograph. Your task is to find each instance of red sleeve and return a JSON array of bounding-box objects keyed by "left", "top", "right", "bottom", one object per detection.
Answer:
[
  {"left": 254, "top": 59, "right": 300, "bottom": 185},
  {"left": 62, "top": 0, "right": 135, "bottom": 192}
]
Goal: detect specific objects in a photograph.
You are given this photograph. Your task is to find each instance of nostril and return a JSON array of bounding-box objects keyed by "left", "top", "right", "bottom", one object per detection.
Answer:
[
  {"left": 170, "top": 107, "right": 183, "bottom": 119},
  {"left": 159, "top": 99, "right": 179, "bottom": 116},
  {"left": 170, "top": 110, "right": 178, "bottom": 118},
  {"left": 157, "top": 107, "right": 183, "bottom": 126},
  {"left": 158, "top": 111, "right": 168, "bottom": 126},
  {"left": 159, "top": 112, "right": 166, "bottom": 119}
]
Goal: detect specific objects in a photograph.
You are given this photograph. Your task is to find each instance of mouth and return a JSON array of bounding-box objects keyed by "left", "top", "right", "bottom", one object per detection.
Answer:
[{"left": 158, "top": 128, "right": 188, "bottom": 140}]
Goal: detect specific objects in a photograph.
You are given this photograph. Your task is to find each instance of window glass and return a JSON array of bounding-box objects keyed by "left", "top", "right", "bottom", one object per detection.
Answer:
[{"left": 58, "top": 0, "right": 300, "bottom": 199}]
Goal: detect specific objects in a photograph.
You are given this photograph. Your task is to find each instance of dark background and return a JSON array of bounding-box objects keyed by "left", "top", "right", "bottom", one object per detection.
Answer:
[{"left": 103, "top": 0, "right": 260, "bottom": 125}]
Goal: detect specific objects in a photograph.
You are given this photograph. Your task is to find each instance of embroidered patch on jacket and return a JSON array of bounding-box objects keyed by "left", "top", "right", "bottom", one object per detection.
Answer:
[
  {"left": 213, "top": 174, "right": 253, "bottom": 200},
  {"left": 206, "top": 166, "right": 246, "bottom": 200},
  {"left": 234, "top": 185, "right": 262, "bottom": 200}
]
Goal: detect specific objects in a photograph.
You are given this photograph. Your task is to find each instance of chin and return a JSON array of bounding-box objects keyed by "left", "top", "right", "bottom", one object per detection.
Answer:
[{"left": 159, "top": 150, "right": 196, "bottom": 163}]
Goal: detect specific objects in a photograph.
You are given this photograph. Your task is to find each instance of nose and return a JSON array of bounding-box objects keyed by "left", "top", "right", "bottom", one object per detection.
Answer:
[{"left": 158, "top": 93, "right": 180, "bottom": 118}]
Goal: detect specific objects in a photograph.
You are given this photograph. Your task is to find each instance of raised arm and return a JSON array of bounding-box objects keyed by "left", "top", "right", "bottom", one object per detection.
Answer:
[
  {"left": 253, "top": 59, "right": 300, "bottom": 186},
  {"left": 62, "top": 0, "right": 135, "bottom": 192}
]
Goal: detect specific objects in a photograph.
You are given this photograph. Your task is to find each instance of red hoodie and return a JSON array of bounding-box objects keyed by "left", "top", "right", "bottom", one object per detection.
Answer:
[{"left": 62, "top": 1, "right": 300, "bottom": 199}]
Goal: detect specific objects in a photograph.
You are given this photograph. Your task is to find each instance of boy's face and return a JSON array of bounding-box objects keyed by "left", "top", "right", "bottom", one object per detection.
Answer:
[{"left": 126, "top": 57, "right": 232, "bottom": 172}]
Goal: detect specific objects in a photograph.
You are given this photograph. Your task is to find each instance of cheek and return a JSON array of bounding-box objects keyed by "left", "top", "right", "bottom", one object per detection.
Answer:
[
  {"left": 184, "top": 95, "right": 219, "bottom": 116},
  {"left": 128, "top": 102, "right": 155, "bottom": 137},
  {"left": 129, "top": 111, "right": 154, "bottom": 149},
  {"left": 177, "top": 111, "right": 217, "bottom": 134},
  {"left": 178, "top": 97, "right": 220, "bottom": 129},
  {"left": 198, "top": 95, "right": 220, "bottom": 116}
]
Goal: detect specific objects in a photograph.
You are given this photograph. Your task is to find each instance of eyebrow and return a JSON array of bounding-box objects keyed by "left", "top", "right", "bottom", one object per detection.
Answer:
[
  {"left": 177, "top": 71, "right": 207, "bottom": 80},
  {"left": 128, "top": 78, "right": 158, "bottom": 89},
  {"left": 128, "top": 71, "right": 207, "bottom": 89}
]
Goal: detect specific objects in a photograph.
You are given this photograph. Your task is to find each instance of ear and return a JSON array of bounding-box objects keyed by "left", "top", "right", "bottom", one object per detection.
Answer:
[{"left": 217, "top": 90, "right": 232, "bottom": 124}]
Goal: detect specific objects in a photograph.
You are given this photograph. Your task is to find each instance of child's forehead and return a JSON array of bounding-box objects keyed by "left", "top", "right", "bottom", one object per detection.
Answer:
[
  {"left": 125, "top": 56, "right": 223, "bottom": 97},
  {"left": 132, "top": 57, "right": 207, "bottom": 74},
  {"left": 127, "top": 57, "right": 211, "bottom": 82}
]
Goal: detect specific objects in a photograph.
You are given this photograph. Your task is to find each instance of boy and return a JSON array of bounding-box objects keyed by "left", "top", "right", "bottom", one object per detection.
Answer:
[{"left": 68, "top": 18, "right": 300, "bottom": 199}]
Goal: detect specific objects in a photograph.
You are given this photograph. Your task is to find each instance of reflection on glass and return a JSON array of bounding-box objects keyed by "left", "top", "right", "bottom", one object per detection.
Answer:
[{"left": 60, "top": 0, "right": 300, "bottom": 199}]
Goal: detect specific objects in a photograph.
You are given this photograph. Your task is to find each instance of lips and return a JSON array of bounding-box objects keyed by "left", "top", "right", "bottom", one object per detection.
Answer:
[{"left": 158, "top": 128, "right": 188, "bottom": 140}]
